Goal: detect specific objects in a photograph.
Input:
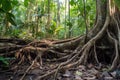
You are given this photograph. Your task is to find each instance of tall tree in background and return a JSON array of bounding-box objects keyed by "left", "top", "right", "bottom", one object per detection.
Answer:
[
  {"left": 64, "top": 0, "right": 67, "bottom": 38},
  {"left": 68, "top": 0, "right": 71, "bottom": 38},
  {"left": 46, "top": 0, "right": 50, "bottom": 28},
  {"left": 46, "top": 0, "right": 51, "bottom": 38},
  {"left": 83, "top": 0, "right": 88, "bottom": 43},
  {"left": 57, "top": 0, "right": 60, "bottom": 27}
]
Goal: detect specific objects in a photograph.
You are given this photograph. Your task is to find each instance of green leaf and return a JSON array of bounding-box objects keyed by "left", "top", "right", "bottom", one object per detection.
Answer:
[
  {"left": 86, "top": 5, "right": 91, "bottom": 11},
  {"left": 66, "top": 21, "right": 73, "bottom": 27},
  {"left": 0, "top": 57, "right": 9, "bottom": 65},
  {"left": 7, "top": 13, "right": 15, "bottom": 19},
  {"left": 8, "top": 17, "right": 16, "bottom": 26},
  {"left": 2, "top": 0, "right": 12, "bottom": 12},
  {"left": 0, "top": 0, "right": 2, "bottom": 5},
  {"left": 0, "top": 8, "right": 5, "bottom": 13},
  {"left": 11, "top": 0, "right": 19, "bottom": 5},
  {"left": 24, "top": 0, "right": 29, "bottom": 7},
  {"left": 54, "top": 26, "right": 63, "bottom": 35},
  {"left": 6, "top": 13, "right": 16, "bottom": 26},
  {"left": 70, "top": 0, "right": 76, "bottom": 6}
]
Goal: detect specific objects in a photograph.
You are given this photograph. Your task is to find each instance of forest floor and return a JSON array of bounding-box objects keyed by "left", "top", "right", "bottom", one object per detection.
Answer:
[
  {"left": 0, "top": 38, "right": 119, "bottom": 80},
  {"left": 0, "top": 63, "right": 118, "bottom": 80}
]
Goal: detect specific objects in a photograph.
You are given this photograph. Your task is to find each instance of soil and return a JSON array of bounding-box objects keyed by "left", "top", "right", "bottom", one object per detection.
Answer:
[{"left": 0, "top": 62, "right": 118, "bottom": 80}]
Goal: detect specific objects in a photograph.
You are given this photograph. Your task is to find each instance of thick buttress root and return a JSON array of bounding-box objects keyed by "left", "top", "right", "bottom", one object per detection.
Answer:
[
  {"left": 16, "top": 19, "right": 119, "bottom": 80},
  {"left": 15, "top": 1, "right": 120, "bottom": 79}
]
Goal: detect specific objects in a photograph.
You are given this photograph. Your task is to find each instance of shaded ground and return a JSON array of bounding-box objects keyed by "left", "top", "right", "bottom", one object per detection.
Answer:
[
  {"left": 0, "top": 62, "right": 119, "bottom": 80},
  {"left": 0, "top": 38, "right": 120, "bottom": 80}
]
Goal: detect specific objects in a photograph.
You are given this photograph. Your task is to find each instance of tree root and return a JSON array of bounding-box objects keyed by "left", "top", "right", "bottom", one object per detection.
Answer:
[
  {"left": 0, "top": 38, "right": 30, "bottom": 45},
  {"left": 94, "top": 43, "right": 99, "bottom": 64},
  {"left": 35, "top": 4, "right": 111, "bottom": 79},
  {"left": 107, "top": 29, "right": 119, "bottom": 71},
  {"left": 35, "top": 19, "right": 110, "bottom": 79},
  {"left": 20, "top": 60, "right": 35, "bottom": 80}
]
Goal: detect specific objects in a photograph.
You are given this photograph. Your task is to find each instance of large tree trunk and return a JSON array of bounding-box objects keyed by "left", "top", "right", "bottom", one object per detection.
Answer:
[{"left": 15, "top": 0, "right": 120, "bottom": 79}]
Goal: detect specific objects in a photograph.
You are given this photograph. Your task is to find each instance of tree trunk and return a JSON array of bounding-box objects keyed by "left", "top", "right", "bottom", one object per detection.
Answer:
[
  {"left": 68, "top": 0, "right": 71, "bottom": 38},
  {"left": 45, "top": 0, "right": 51, "bottom": 38},
  {"left": 64, "top": 0, "right": 67, "bottom": 38}
]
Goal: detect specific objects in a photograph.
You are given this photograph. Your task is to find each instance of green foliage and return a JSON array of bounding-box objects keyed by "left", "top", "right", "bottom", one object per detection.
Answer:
[
  {"left": 0, "top": 0, "right": 16, "bottom": 26},
  {"left": 115, "top": 0, "right": 120, "bottom": 9},
  {"left": 0, "top": 0, "right": 96, "bottom": 39},
  {"left": 0, "top": 56, "right": 9, "bottom": 66},
  {"left": 0, "top": 8, "right": 4, "bottom": 13},
  {"left": 54, "top": 26, "right": 64, "bottom": 36},
  {"left": 1, "top": 0, "right": 12, "bottom": 12},
  {"left": 6, "top": 13, "right": 16, "bottom": 26},
  {"left": 24, "top": 0, "right": 29, "bottom": 7},
  {"left": 49, "top": 20, "right": 56, "bottom": 34},
  {"left": 10, "top": 29, "right": 21, "bottom": 37},
  {"left": 19, "top": 30, "right": 33, "bottom": 39},
  {"left": 11, "top": 0, "right": 19, "bottom": 6},
  {"left": 70, "top": 0, "right": 77, "bottom": 6}
]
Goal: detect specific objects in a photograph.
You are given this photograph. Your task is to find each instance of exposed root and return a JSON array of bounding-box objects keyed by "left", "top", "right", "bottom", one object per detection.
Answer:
[
  {"left": 77, "top": 8, "right": 110, "bottom": 65},
  {"left": 53, "top": 63, "right": 62, "bottom": 80},
  {"left": 107, "top": 29, "right": 119, "bottom": 71},
  {"left": 35, "top": 3, "right": 111, "bottom": 79},
  {"left": 94, "top": 43, "right": 99, "bottom": 64},
  {"left": 47, "top": 54, "right": 69, "bottom": 62},
  {"left": 19, "top": 60, "right": 35, "bottom": 80},
  {"left": 34, "top": 17, "right": 110, "bottom": 79},
  {"left": 35, "top": 62, "right": 79, "bottom": 80},
  {"left": 53, "top": 35, "right": 81, "bottom": 44}
]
